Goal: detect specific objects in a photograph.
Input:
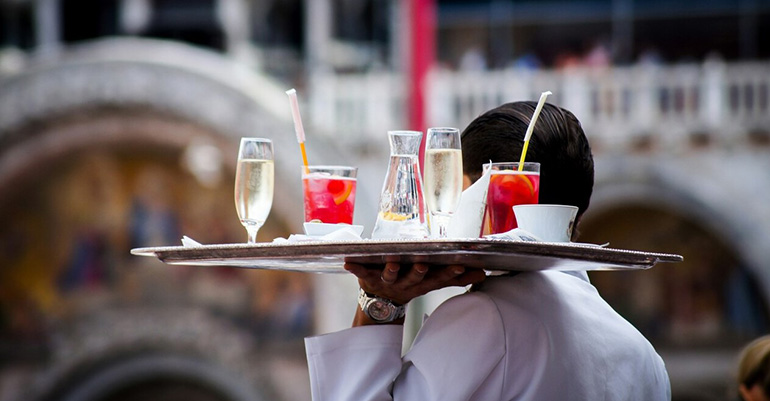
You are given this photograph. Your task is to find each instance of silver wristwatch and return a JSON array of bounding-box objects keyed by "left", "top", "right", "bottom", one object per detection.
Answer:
[{"left": 358, "top": 289, "right": 406, "bottom": 323}]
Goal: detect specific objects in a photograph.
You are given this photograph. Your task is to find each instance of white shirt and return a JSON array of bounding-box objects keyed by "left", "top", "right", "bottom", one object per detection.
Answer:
[{"left": 305, "top": 271, "right": 671, "bottom": 401}]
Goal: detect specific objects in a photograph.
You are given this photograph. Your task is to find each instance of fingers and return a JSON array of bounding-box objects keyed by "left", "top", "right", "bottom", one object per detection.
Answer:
[
  {"left": 344, "top": 262, "right": 486, "bottom": 303},
  {"left": 430, "top": 264, "right": 466, "bottom": 282},
  {"left": 442, "top": 265, "right": 486, "bottom": 286},
  {"left": 380, "top": 262, "right": 401, "bottom": 284},
  {"left": 400, "top": 263, "right": 429, "bottom": 286},
  {"left": 415, "top": 265, "right": 486, "bottom": 290},
  {"left": 344, "top": 262, "right": 365, "bottom": 275},
  {"left": 453, "top": 267, "right": 487, "bottom": 286},
  {"left": 344, "top": 263, "right": 378, "bottom": 280}
]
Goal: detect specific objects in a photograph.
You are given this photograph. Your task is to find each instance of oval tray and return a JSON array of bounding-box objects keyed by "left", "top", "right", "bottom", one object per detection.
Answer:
[{"left": 131, "top": 238, "right": 683, "bottom": 274}]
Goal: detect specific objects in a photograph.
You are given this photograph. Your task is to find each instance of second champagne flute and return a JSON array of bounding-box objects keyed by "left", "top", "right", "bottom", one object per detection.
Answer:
[
  {"left": 423, "top": 127, "right": 463, "bottom": 238},
  {"left": 234, "top": 138, "right": 274, "bottom": 243}
]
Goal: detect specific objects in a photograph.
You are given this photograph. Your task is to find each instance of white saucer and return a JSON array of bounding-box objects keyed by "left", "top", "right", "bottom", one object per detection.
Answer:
[{"left": 303, "top": 222, "right": 364, "bottom": 237}]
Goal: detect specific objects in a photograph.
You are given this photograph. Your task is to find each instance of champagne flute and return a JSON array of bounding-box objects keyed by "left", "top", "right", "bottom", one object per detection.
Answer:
[
  {"left": 234, "top": 138, "right": 274, "bottom": 243},
  {"left": 423, "top": 127, "right": 463, "bottom": 238}
]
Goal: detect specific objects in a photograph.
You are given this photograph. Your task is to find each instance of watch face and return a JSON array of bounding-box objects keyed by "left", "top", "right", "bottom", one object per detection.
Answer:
[{"left": 368, "top": 300, "right": 393, "bottom": 321}]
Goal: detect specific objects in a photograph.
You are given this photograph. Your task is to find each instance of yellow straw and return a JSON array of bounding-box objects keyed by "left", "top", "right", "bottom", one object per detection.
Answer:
[
  {"left": 518, "top": 91, "right": 552, "bottom": 170},
  {"left": 285, "top": 88, "right": 309, "bottom": 167}
]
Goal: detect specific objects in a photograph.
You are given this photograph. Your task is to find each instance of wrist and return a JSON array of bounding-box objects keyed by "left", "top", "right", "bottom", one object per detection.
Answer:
[
  {"left": 353, "top": 308, "right": 405, "bottom": 326},
  {"left": 357, "top": 289, "right": 407, "bottom": 324}
]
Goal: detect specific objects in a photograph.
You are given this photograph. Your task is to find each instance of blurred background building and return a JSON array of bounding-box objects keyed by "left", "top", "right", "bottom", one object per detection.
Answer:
[{"left": 1, "top": 0, "right": 769, "bottom": 400}]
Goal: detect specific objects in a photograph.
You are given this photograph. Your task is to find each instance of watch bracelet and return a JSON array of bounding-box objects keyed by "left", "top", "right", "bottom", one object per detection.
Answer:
[{"left": 357, "top": 288, "right": 406, "bottom": 322}]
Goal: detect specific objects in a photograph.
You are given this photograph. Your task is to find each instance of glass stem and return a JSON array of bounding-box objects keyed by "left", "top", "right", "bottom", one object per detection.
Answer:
[
  {"left": 245, "top": 223, "right": 262, "bottom": 243},
  {"left": 431, "top": 214, "right": 451, "bottom": 238},
  {"left": 438, "top": 223, "right": 448, "bottom": 238}
]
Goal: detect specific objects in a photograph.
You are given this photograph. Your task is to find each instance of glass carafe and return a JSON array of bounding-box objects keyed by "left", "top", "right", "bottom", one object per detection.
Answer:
[{"left": 371, "top": 130, "right": 429, "bottom": 239}]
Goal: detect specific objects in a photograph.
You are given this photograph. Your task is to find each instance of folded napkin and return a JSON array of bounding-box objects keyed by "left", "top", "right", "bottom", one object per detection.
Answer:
[
  {"left": 485, "top": 228, "right": 543, "bottom": 242},
  {"left": 181, "top": 235, "right": 203, "bottom": 247},
  {"left": 181, "top": 226, "right": 364, "bottom": 247},
  {"left": 484, "top": 229, "right": 609, "bottom": 248},
  {"left": 274, "top": 225, "right": 364, "bottom": 243},
  {"left": 446, "top": 167, "right": 491, "bottom": 239}
]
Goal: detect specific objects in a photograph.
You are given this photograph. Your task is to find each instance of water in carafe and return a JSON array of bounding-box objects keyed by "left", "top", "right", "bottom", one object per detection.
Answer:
[{"left": 371, "top": 131, "right": 429, "bottom": 239}]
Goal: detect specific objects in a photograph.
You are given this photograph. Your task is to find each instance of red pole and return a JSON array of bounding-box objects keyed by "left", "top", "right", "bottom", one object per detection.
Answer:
[{"left": 409, "top": 0, "right": 435, "bottom": 168}]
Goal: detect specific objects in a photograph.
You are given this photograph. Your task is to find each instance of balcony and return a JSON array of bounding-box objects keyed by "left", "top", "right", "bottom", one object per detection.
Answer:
[{"left": 305, "top": 60, "right": 770, "bottom": 153}]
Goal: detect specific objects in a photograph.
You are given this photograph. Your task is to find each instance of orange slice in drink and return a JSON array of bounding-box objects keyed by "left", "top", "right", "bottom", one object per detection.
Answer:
[
  {"left": 513, "top": 174, "right": 536, "bottom": 196},
  {"left": 328, "top": 179, "right": 353, "bottom": 205},
  {"left": 491, "top": 173, "right": 536, "bottom": 200}
]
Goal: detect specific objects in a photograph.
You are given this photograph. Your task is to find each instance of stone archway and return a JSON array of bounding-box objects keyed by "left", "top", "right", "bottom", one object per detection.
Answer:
[
  {"left": 588, "top": 153, "right": 770, "bottom": 308},
  {"left": 0, "top": 37, "right": 310, "bottom": 228},
  {"left": 0, "top": 37, "right": 334, "bottom": 400},
  {"left": 581, "top": 204, "right": 766, "bottom": 346},
  {"left": 580, "top": 153, "right": 770, "bottom": 401}
]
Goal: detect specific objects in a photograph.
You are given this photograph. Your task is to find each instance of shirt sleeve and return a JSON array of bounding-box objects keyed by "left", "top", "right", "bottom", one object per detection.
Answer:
[
  {"left": 305, "top": 292, "right": 506, "bottom": 401},
  {"left": 305, "top": 324, "right": 404, "bottom": 401}
]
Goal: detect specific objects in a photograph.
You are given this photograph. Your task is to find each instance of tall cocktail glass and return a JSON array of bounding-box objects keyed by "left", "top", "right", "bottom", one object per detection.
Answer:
[
  {"left": 302, "top": 165, "right": 357, "bottom": 224},
  {"left": 484, "top": 162, "right": 540, "bottom": 234}
]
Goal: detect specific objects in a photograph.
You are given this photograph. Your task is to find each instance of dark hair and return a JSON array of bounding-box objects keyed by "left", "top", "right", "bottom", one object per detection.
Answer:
[{"left": 461, "top": 101, "right": 594, "bottom": 217}]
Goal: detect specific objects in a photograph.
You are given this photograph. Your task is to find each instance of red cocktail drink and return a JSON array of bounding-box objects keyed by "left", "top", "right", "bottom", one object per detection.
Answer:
[
  {"left": 302, "top": 166, "right": 357, "bottom": 224},
  {"left": 485, "top": 162, "right": 540, "bottom": 234}
]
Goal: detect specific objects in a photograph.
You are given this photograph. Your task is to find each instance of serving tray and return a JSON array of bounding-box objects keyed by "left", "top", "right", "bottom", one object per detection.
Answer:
[{"left": 131, "top": 238, "right": 683, "bottom": 274}]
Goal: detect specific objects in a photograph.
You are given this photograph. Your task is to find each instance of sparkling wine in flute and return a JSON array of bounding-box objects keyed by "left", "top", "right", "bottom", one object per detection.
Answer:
[
  {"left": 424, "top": 127, "right": 462, "bottom": 238},
  {"left": 424, "top": 148, "right": 463, "bottom": 215},
  {"left": 234, "top": 138, "right": 274, "bottom": 243}
]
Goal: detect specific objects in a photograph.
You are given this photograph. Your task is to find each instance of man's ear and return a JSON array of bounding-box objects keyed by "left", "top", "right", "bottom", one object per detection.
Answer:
[{"left": 463, "top": 175, "right": 472, "bottom": 190}]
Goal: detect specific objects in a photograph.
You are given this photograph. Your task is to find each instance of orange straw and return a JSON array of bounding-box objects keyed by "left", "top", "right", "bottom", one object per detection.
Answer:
[
  {"left": 286, "top": 88, "right": 309, "bottom": 167},
  {"left": 518, "top": 91, "right": 552, "bottom": 170}
]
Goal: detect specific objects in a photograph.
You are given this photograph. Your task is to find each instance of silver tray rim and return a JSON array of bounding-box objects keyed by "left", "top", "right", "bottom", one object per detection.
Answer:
[{"left": 130, "top": 238, "right": 683, "bottom": 274}]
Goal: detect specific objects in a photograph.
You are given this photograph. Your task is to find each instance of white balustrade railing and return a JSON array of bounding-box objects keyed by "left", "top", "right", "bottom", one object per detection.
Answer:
[
  {"left": 306, "top": 72, "right": 407, "bottom": 148},
  {"left": 306, "top": 61, "right": 770, "bottom": 151}
]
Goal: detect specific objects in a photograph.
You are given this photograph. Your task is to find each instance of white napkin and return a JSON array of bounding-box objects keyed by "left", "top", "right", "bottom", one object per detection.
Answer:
[
  {"left": 446, "top": 167, "right": 491, "bottom": 238},
  {"left": 484, "top": 229, "right": 609, "bottom": 248},
  {"left": 273, "top": 225, "right": 364, "bottom": 243},
  {"left": 181, "top": 235, "right": 203, "bottom": 247},
  {"left": 484, "top": 228, "right": 543, "bottom": 242}
]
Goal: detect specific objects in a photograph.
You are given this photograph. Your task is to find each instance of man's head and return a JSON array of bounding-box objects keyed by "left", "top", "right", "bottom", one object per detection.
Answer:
[
  {"left": 461, "top": 101, "right": 594, "bottom": 218},
  {"left": 738, "top": 336, "right": 770, "bottom": 401}
]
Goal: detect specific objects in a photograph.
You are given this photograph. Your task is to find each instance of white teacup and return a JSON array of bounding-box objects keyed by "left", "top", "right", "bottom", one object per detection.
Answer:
[{"left": 512, "top": 204, "right": 579, "bottom": 243}]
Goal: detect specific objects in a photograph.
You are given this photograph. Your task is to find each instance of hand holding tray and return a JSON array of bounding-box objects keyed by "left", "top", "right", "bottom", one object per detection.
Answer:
[{"left": 131, "top": 238, "right": 683, "bottom": 274}]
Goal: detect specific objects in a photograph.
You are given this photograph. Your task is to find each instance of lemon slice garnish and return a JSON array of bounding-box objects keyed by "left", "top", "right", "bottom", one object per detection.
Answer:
[{"left": 379, "top": 211, "right": 409, "bottom": 221}]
